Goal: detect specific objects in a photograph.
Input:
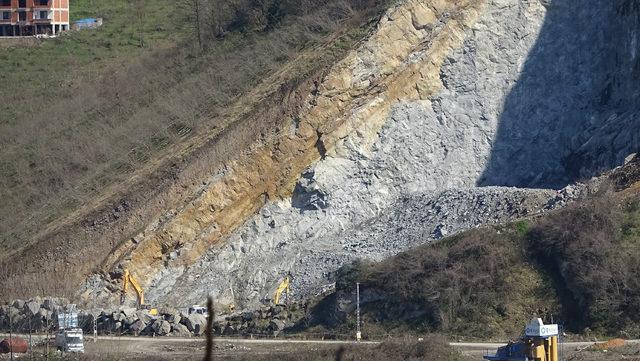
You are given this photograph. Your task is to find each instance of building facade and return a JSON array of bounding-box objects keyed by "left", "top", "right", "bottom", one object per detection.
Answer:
[{"left": 0, "top": 0, "right": 69, "bottom": 37}]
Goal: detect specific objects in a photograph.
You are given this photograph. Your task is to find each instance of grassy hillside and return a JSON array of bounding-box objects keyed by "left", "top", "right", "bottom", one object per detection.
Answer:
[
  {"left": 0, "top": 0, "right": 388, "bottom": 256},
  {"left": 313, "top": 159, "right": 640, "bottom": 339},
  {"left": 0, "top": 0, "right": 183, "bottom": 251}
]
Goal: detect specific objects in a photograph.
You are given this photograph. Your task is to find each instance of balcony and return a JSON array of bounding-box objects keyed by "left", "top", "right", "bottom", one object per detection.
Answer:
[
  {"left": 33, "top": 1, "right": 54, "bottom": 9},
  {"left": 33, "top": 10, "right": 51, "bottom": 22}
]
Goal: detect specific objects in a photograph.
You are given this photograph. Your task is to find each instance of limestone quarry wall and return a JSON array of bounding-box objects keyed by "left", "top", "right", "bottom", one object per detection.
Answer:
[{"left": 85, "top": 0, "right": 640, "bottom": 309}]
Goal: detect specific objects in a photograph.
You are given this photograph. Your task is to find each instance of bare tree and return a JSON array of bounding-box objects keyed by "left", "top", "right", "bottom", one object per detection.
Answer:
[{"left": 135, "top": 0, "right": 146, "bottom": 47}]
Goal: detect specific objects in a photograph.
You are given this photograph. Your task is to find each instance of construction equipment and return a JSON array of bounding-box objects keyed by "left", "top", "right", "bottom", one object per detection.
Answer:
[
  {"left": 55, "top": 328, "right": 84, "bottom": 353},
  {"left": 54, "top": 307, "right": 84, "bottom": 353},
  {"left": 189, "top": 305, "right": 208, "bottom": 316},
  {"left": 484, "top": 318, "right": 559, "bottom": 361},
  {"left": 273, "top": 274, "right": 291, "bottom": 305},
  {"left": 121, "top": 269, "right": 158, "bottom": 315}
]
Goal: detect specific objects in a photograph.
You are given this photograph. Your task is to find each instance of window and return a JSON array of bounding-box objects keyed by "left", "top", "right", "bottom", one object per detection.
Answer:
[
  {"left": 18, "top": 11, "right": 26, "bottom": 21},
  {"left": 38, "top": 0, "right": 49, "bottom": 5},
  {"left": 18, "top": 0, "right": 26, "bottom": 8},
  {"left": 0, "top": 0, "right": 10, "bottom": 7},
  {"left": 1, "top": 12, "right": 9, "bottom": 20},
  {"left": 39, "top": 10, "right": 48, "bottom": 19}
]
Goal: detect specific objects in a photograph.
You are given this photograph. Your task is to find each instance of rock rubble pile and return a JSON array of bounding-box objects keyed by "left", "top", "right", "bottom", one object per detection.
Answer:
[{"left": 0, "top": 297, "right": 297, "bottom": 337}]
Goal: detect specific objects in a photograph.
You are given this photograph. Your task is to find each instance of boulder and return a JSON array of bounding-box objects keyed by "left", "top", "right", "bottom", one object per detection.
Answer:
[
  {"left": 11, "top": 300, "right": 25, "bottom": 310},
  {"left": 150, "top": 319, "right": 171, "bottom": 336},
  {"left": 241, "top": 312, "right": 254, "bottom": 322},
  {"left": 113, "top": 312, "right": 126, "bottom": 322},
  {"left": 193, "top": 323, "right": 205, "bottom": 336},
  {"left": 268, "top": 319, "right": 286, "bottom": 336},
  {"left": 42, "top": 299, "right": 55, "bottom": 311},
  {"left": 222, "top": 323, "right": 236, "bottom": 336},
  {"left": 42, "top": 298, "right": 67, "bottom": 311},
  {"left": 136, "top": 310, "right": 154, "bottom": 324},
  {"left": 171, "top": 323, "right": 191, "bottom": 337},
  {"left": 78, "top": 312, "right": 97, "bottom": 333},
  {"left": 23, "top": 300, "right": 41, "bottom": 317},
  {"left": 120, "top": 307, "right": 137, "bottom": 319},
  {"left": 165, "top": 313, "right": 181, "bottom": 324},
  {"left": 129, "top": 320, "right": 146, "bottom": 335},
  {"left": 182, "top": 314, "right": 206, "bottom": 333},
  {"left": 7, "top": 307, "right": 22, "bottom": 322}
]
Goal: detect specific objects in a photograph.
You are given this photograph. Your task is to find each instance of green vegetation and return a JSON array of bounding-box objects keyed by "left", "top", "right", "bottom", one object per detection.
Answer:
[
  {"left": 0, "top": 0, "right": 389, "bottom": 254},
  {"left": 332, "top": 225, "right": 556, "bottom": 338},
  {"left": 1, "top": 0, "right": 178, "bottom": 123},
  {"left": 322, "top": 185, "right": 640, "bottom": 339},
  {"left": 528, "top": 192, "right": 640, "bottom": 336}
]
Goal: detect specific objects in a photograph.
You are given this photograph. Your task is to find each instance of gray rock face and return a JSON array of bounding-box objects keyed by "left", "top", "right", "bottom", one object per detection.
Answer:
[
  {"left": 102, "top": 0, "right": 640, "bottom": 314},
  {"left": 143, "top": 0, "right": 563, "bottom": 309},
  {"left": 150, "top": 187, "right": 555, "bottom": 308},
  {"left": 479, "top": 0, "right": 640, "bottom": 187}
]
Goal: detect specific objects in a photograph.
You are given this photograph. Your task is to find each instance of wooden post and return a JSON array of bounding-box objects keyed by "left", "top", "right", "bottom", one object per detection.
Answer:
[{"left": 203, "top": 296, "right": 215, "bottom": 361}]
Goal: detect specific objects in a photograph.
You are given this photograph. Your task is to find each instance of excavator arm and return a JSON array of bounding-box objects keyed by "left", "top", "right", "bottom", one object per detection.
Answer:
[
  {"left": 274, "top": 275, "right": 290, "bottom": 305},
  {"left": 122, "top": 269, "right": 145, "bottom": 307}
]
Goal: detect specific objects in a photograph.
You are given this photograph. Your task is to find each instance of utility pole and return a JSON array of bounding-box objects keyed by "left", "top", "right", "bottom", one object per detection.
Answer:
[
  {"left": 45, "top": 317, "right": 49, "bottom": 361},
  {"left": 29, "top": 317, "right": 32, "bottom": 361},
  {"left": 93, "top": 281, "right": 98, "bottom": 342},
  {"left": 356, "top": 282, "right": 361, "bottom": 342},
  {"left": 9, "top": 310, "right": 13, "bottom": 361}
]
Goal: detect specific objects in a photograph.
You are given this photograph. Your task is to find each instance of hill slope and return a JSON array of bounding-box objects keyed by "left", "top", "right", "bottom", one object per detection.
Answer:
[
  {"left": 312, "top": 157, "right": 640, "bottom": 338},
  {"left": 0, "top": 0, "right": 391, "bottom": 298},
  {"left": 310, "top": 157, "right": 640, "bottom": 338},
  {"left": 0, "top": 0, "right": 638, "bottom": 332}
]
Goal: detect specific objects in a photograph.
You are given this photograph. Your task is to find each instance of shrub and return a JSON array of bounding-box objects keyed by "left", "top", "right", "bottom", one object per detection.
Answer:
[{"left": 527, "top": 193, "right": 640, "bottom": 334}]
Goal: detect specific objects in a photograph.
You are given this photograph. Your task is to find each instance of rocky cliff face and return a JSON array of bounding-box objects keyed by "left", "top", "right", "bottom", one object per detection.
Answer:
[
  {"left": 83, "top": 0, "right": 639, "bottom": 310},
  {"left": 480, "top": 0, "right": 640, "bottom": 188}
]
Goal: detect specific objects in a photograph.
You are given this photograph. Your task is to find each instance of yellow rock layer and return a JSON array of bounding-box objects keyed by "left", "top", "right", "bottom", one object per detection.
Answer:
[{"left": 109, "top": 0, "right": 487, "bottom": 288}]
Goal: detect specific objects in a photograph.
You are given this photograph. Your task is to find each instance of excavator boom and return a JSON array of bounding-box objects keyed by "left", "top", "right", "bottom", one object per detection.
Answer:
[
  {"left": 122, "top": 269, "right": 145, "bottom": 306},
  {"left": 274, "top": 276, "right": 291, "bottom": 305}
]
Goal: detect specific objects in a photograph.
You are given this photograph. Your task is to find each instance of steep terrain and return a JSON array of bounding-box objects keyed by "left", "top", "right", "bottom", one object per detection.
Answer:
[
  {"left": 136, "top": 0, "right": 639, "bottom": 309},
  {"left": 310, "top": 156, "right": 640, "bottom": 338},
  {"left": 1, "top": 0, "right": 639, "bottom": 327}
]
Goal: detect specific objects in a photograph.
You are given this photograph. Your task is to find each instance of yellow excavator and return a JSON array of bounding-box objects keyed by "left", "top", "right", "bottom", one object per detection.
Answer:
[
  {"left": 121, "top": 269, "right": 158, "bottom": 315},
  {"left": 273, "top": 274, "right": 291, "bottom": 305}
]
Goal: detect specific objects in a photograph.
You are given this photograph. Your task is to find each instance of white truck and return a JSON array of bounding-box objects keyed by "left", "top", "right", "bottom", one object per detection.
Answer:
[
  {"left": 55, "top": 328, "right": 85, "bottom": 353},
  {"left": 55, "top": 308, "right": 85, "bottom": 353}
]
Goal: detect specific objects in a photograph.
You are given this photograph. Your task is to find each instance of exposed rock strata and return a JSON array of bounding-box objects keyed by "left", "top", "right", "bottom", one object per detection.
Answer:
[
  {"left": 85, "top": 0, "right": 640, "bottom": 310},
  {"left": 90, "top": 0, "right": 489, "bottom": 305}
]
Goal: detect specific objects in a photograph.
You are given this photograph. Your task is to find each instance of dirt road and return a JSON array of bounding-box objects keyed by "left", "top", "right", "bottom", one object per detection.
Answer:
[{"left": 2, "top": 333, "right": 638, "bottom": 360}]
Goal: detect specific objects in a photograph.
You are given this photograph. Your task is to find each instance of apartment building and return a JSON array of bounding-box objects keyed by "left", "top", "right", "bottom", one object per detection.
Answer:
[{"left": 0, "top": 0, "right": 69, "bottom": 37}]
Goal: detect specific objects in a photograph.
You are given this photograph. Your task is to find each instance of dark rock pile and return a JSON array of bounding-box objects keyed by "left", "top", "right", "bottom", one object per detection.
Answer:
[{"left": 0, "top": 298, "right": 298, "bottom": 337}]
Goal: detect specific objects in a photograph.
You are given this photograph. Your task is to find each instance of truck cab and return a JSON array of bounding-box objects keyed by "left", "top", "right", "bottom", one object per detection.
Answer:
[
  {"left": 55, "top": 328, "right": 84, "bottom": 353},
  {"left": 188, "top": 305, "right": 208, "bottom": 316}
]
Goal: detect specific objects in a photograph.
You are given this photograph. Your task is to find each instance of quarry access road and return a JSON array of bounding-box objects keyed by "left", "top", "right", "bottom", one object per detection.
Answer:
[{"left": 2, "top": 333, "right": 638, "bottom": 349}]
